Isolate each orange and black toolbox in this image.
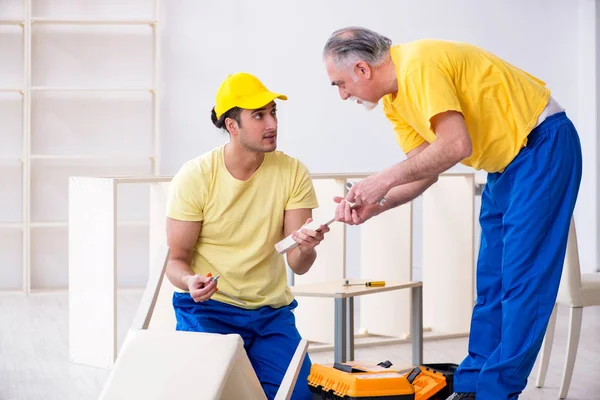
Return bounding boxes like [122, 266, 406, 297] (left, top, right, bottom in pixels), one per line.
[307, 360, 458, 400]
[308, 360, 415, 399]
[412, 363, 458, 399]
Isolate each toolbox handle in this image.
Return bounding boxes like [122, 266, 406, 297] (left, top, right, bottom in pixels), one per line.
[406, 367, 422, 383]
[332, 360, 394, 374]
[377, 360, 393, 369]
[333, 363, 366, 373]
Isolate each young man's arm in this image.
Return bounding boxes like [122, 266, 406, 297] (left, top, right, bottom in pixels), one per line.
[283, 208, 329, 275]
[166, 217, 216, 302]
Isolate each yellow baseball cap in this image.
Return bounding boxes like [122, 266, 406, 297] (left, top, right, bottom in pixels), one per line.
[214, 72, 288, 119]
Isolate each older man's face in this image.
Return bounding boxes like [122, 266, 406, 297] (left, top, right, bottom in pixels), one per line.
[325, 56, 379, 110]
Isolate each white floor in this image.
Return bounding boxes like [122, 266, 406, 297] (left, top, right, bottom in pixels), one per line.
[1, 290, 599, 400]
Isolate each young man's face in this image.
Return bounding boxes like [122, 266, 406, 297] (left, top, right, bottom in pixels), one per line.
[325, 56, 379, 110]
[235, 101, 279, 153]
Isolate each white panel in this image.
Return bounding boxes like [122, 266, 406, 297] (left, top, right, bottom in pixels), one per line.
[99, 332, 265, 400]
[31, 25, 154, 88]
[30, 159, 152, 223]
[359, 200, 412, 337]
[0, 0, 24, 20]
[0, 93, 23, 157]
[31, 91, 153, 156]
[292, 178, 345, 344]
[69, 177, 116, 369]
[0, 161, 22, 223]
[422, 174, 474, 334]
[0, 26, 23, 87]
[32, 0, 154, 19]
[0, 229, 23, 290]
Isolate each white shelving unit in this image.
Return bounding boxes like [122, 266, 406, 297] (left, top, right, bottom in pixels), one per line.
[0, 0, 160, 294]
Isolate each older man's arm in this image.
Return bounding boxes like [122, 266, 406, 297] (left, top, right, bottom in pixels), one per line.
[382, 111, 471, 187]
[346, 111, 471, 205]
[335, 141, 438, 225]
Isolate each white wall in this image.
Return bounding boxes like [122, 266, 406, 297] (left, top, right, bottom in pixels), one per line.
[160, 0, 597, 272]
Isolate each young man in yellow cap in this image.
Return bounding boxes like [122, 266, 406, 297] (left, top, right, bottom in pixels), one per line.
[165, 72, 326, 400]
[322, 27, 582, 400]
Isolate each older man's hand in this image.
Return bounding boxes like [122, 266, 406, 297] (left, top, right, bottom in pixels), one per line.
[345, 172, 391, 206]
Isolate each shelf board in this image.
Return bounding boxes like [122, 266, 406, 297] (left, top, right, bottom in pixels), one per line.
[30, 18, 157, 26]
[0, 223, 24, 229]
[0, 89, 24, 93]
[31, 87, 155, 92]
[0, 21, 23, 25]
[30, 221, 149, 228]
[30, 154, 155, 161]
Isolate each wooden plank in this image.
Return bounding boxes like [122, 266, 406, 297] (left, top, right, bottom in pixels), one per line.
[275, 215, 338, 254]
[148, 182, 177, 331]
[274, 339, 309, 400]
[131, 246, 169, 331]
[68, 177, 116, 369]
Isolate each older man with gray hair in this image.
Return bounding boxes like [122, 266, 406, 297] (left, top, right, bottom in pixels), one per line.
[322, 27, 582, 400]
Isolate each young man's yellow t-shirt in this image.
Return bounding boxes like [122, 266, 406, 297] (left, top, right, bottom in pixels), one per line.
[382, 39, 551, 173]
[166, 145, 319, 309]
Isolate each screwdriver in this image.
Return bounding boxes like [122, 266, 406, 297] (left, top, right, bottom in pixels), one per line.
[343, 279, 386, 287]
[207, 273, 247, 305]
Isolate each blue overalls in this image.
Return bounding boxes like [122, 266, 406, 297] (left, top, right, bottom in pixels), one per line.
[453, 111, 582, 399]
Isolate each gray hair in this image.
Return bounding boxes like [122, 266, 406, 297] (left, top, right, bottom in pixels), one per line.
[323, 26, 392, 69]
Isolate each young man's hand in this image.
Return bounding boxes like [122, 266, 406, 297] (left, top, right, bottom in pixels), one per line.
[184, 274, 217, 303]
[333, 197, 382, 225]
[292, 218, 330, 253]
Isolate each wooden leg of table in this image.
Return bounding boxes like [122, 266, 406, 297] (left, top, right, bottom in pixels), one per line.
[346, 297, 354, 361]
[334, 297, 347, 363]
[411, 285, 424, 366]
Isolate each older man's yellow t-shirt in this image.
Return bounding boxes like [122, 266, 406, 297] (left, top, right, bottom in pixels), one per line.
[382, 39, 550, 172]
[166, 145, 319, 309]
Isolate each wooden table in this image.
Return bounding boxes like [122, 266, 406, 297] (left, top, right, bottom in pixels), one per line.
[290, 280, 423, 365]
